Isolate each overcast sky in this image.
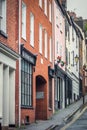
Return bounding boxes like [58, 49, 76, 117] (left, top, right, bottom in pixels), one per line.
[67, 0, 87, 19]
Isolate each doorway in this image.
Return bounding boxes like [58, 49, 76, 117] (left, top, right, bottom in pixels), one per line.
[36, 75, 47, 120]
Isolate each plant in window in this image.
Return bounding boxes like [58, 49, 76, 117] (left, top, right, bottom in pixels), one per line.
[57, 56, 61, 63]
[61, 61, 65, 67]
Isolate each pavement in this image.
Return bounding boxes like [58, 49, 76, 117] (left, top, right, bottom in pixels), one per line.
[17, 95, 87, 130]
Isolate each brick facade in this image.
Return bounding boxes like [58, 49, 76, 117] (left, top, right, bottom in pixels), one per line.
[21, 0, 53, 123]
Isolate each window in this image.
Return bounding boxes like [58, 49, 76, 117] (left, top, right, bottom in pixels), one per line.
[60, 45, 62, 57]
[30, 12, 34, 47]
[72, 51, 74, 66]
[44, 0, 47, 16]
[69, 52, 70, 64]
[21, 59, 33, 107]
[68, 28, 70, 42]
[66, 48, 68, 65]
[44, 30, 47, 58]
[50, 37, 52, 62]
[76, 35, 78, 48]
[0, 0, 6, 33]
[56, 41, 58, 54]
[22, 2, 26, 40]
[39, 0, 42, 8]
[60, 17, 62, 32]
[72, 27, 74, 41]
[49, 2, 52, 22]
[56, 16, 58, 28]
[39, 24, 42, 54]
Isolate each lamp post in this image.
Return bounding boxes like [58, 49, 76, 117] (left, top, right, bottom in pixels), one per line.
[75, 54, 79, 71]
[75, 54, 79, 64]
[74, 54, 80, 100]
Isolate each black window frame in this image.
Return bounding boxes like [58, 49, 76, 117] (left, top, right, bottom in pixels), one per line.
[21, 58, 33, 108]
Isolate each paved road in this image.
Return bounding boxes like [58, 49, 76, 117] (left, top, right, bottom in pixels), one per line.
[65, 109, 87, 130]
[58, 108, 87, 130]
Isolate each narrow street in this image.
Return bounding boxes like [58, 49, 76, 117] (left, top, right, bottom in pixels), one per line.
[54, 106, 87, 130]
[63, 109, 87, 130]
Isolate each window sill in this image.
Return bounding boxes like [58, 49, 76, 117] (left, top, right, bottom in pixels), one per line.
[0, 30, 8, 38]
[21, 37, 27, 42]
[21, 106, 34, 110]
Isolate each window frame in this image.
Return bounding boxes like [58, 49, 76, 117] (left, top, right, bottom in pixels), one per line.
[21, 59, 33, 108]
[39, 24, 42, 54]
[49, 1, 52, 22]
[30, 12, 34, 47]
[44, 30, 48, 58]
[22, 1, 26, 40]
[44, 0, 47, 16]
[50, 37, 52, 62]
[0, 0, 6, 33]
[39, 0, 42, 8]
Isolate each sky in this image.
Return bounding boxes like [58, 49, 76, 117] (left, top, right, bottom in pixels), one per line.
[67, 0, 87, 19]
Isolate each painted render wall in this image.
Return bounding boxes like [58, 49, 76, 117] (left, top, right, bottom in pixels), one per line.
[54, 1, 65, 70]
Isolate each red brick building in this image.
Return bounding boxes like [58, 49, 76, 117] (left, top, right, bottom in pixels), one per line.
[0, 0, 19, 129]
[0, 0, 54, 128]
[20, 0, 54, 124]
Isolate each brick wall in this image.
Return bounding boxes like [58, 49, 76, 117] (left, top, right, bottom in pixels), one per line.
[21, 0, 53, 123]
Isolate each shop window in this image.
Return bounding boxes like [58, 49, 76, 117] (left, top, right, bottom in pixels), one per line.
[21, 59, 33, 107]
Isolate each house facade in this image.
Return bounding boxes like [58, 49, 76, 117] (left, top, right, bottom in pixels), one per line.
[53, 0, 66, 110]
[0, 0, 87, 129]
[0, 0, 19, 129]
[20, 0, 54, 124]
[65, 13, 81, 103]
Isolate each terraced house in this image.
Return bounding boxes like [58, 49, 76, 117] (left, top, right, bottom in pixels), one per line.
[20, 0, 54, 124]
[0, 0, 87, 130]
[0, 0, 19, 129]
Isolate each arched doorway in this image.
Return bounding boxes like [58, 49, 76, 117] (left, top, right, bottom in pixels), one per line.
[36, 75, 47, 120]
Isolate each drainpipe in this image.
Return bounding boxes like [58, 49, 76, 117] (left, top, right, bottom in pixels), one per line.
[52, 0, 55, 113]
[18, 0, 21, 127]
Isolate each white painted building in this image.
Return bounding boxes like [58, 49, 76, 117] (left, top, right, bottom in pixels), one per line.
[65, 14, 80, 102]
[53, 0, 66, 109]
[0, 42, 19, 127]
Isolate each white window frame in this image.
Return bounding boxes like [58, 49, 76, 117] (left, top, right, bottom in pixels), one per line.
[44, 30, 47, 58]
[60, 17, 62, 32]
[56, 41, 58, 54]
[0, 0, 6, 33]
[49, 2, 52, 22]
[44, 0, 47, 16]
[30, 12, 34, 47]
[39, 0, 42, 8]
[39, 24, 42, 54]
[22, 2, 26, 40]
[50, 37, 52, 62]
